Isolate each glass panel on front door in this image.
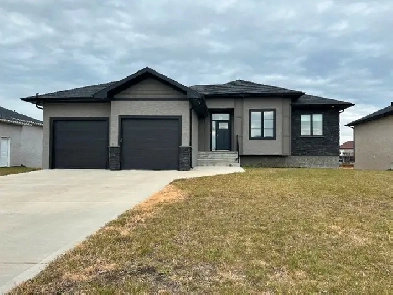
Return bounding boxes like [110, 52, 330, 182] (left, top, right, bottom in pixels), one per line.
[211, 114, 231, 151]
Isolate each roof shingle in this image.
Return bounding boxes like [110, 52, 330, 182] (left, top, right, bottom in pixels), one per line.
[0, 106, 42, 126]
[190, 80, 303, 96]
[294, 94, 354, 107]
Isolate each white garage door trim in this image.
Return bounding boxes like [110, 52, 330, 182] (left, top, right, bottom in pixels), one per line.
[0, 137, 11, 168]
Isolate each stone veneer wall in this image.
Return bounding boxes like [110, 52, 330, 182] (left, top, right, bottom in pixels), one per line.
[108, 146, 121, 170]
[179, 146, 191, 171]
[240, 155, 339, 168]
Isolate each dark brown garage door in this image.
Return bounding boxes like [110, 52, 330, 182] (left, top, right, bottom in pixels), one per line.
[120, 117, 181, 170]
[51, 119, 109, 169]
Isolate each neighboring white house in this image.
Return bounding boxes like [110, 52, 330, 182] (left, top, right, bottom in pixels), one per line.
[0, 106, 43, 168]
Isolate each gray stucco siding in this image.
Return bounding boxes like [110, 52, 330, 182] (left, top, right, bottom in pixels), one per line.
[110, 101, 190, 146]
[206, 98, 235, 109]
[242, 98, 291, 155]
[42, 103, 111, 169]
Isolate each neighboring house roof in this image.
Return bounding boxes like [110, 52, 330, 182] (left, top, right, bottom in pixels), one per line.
[20, 67, 353, 111]
[0, 106, 43, 127]
[340, 141, 354, 149]
[347, 103, 393, 126]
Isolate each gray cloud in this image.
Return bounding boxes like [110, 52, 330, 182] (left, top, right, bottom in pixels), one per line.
[1, 0, 392, 143]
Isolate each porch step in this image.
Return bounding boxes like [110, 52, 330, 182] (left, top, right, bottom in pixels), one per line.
[197, 151, 240, 167]
[198, 151, 238, 159]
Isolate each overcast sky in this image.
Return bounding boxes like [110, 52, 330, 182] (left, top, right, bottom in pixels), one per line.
[1, 0, 392, 143]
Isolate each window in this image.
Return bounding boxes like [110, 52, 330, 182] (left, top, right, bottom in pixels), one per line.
[249, 109, 276, 140]
[301, 114, 323, 136]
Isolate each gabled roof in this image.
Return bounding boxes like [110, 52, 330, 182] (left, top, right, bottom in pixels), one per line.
[293, 94, 354, 109]
[190, 80, 303, 97]
[22, 67, 208, 117]
[94, 67, 201, 99]
[340, 141, 354, 149]
[0, 106, 42, 127]
[346, 103, 393, 126]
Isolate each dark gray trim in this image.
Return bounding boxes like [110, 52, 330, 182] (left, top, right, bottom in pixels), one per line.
[300, 113, 323, 137]
[118, 115, 182, 170]
[24, 97, 107, 103]
[49, 117, 110, 169]
[249, 109, 277, 140]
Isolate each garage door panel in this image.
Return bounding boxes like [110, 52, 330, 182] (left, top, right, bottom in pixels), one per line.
[121, 118, 180, 170]
[52, 119, 108, 169]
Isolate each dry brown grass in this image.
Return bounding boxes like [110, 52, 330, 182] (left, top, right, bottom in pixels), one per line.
[11, 168, 393, 294]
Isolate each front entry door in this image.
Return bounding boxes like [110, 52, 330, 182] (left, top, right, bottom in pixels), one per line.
[215, 120, 231, 150]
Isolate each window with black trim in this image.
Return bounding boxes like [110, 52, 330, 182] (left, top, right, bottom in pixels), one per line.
[249, 109, 276, 140]
[301, 114, 323, 136]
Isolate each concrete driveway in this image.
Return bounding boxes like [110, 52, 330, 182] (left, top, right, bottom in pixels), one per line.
[0, 167, 243, 292]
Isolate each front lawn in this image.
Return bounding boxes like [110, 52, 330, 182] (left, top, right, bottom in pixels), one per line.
[12, 169, 392, 293]
[0, 166, 38, 176]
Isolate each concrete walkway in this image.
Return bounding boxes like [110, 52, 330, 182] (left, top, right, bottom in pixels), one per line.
[0, 167, 243, 293]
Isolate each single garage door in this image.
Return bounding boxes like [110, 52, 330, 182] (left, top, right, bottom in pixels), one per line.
[121, 117, 181, 170]
[52, 119, 109, 169]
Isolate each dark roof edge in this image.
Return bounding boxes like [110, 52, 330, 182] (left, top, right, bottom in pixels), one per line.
[22, 97, 102, 103]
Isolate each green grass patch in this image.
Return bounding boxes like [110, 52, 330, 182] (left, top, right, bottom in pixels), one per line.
[11, 168, 393, 293]
[0, 166, 38, 176]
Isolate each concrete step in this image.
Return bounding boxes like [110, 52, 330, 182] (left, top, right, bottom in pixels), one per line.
[197, 159, 241, 167]
[198, 151, 237, 156]
[198, 152, 238, 160]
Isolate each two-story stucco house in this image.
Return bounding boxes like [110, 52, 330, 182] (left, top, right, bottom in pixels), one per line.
[347, 102, 393, 170]
[21, 67, 353, 170]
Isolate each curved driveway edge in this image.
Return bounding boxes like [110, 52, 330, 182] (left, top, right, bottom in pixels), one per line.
[0, 167, 243, 293]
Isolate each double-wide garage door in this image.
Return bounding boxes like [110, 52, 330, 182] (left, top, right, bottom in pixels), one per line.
[51, 117, 181, 170]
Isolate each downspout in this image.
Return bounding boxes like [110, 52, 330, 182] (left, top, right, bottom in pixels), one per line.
[35, 93, 43, 110]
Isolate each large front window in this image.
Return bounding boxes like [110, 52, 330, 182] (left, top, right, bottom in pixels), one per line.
[249, 109, 276, 140]
[301, 114, 323, 136]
